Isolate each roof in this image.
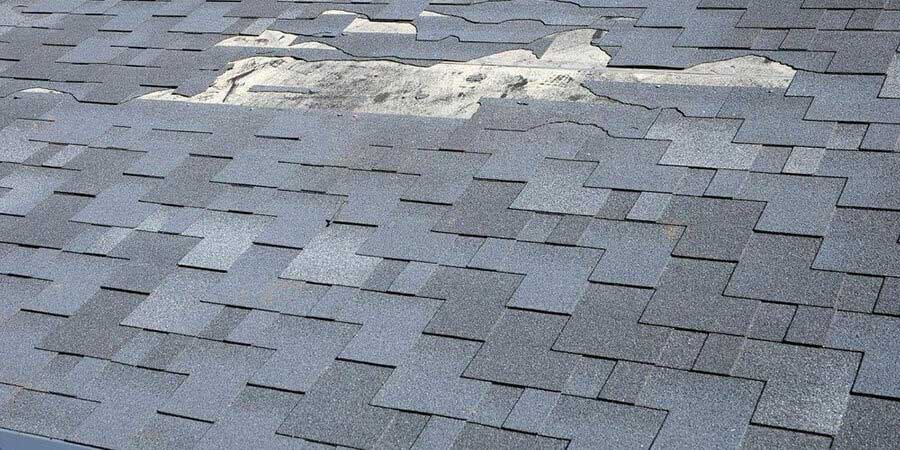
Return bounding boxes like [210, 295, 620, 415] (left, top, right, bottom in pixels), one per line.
[0, 0, 899, 448]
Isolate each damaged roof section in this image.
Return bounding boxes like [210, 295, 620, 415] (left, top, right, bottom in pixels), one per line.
[153, 27, 796, 118]
[1, 0, 900, 449]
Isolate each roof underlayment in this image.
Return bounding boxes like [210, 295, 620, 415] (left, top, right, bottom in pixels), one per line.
[0, 0, 900, 448]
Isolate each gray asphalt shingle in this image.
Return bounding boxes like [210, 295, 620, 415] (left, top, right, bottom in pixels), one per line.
[464, 309, 577, 391]
[468, 238, 602, 314]
[277, 361, 396, 448]
[725, 233, 843, 307]
[280, 224, 381, 287]
[554, 283, 670, 364]
[373, 335, 490, 420]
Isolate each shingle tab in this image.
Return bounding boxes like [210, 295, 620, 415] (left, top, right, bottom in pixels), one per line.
[647, 110, 760, 170]
[554, 284, 671, 364]
[834, 396, 900, 449]
[543, 396, 666, 448]
[464, 309, 577, 391]
[40, 289, 143, 359]
[452, 423, 566, 450]
[732, 173, 842, 236]
[731, 340, 858, 434]
[827, 312, 900, 398]
[643, 258, 757, 335]
[280, 224, 381, 287]
[433, 180, 532, 239]
[661, 196, 764, 261]
[510, 159, 609, 216]
[636, 367, 763, 449]
[128, 413, 210, 450]
[373, 335, 490, 420]
[315, 286, 441, 366]
[72, 363, 185, 449]
[243, 315, 357, 393]
[195, 386, 302, 450]
[121, 268, 223, 335]
[726, 233, 843, 307]
[277, 361, 396, 448]
[0, 389, 96, 440]
[581, 219, 682, 288]
[160, 338, 272, 422]
[814, 208, 900, 277]
[420, 266, 522, 340]
[468, 238, 601, 314]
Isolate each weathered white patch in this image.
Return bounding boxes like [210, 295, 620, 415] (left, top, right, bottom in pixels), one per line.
[145, 27, 796, 118]
[18, 88, 68, 95]
[217, 29, 340, 50]
[217, 30, 298, 48]
[344, 17, 417, 34]
[595, 55, 795, 88]
[467, 29, 610, 70]
[321, 10, 356, 16]
[144, 29, 606, 117]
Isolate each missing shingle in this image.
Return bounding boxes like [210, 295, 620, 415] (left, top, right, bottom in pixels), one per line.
[143, 27, 796, 118]
[141, 37, 604, 117]
[594, 55, 796, 88]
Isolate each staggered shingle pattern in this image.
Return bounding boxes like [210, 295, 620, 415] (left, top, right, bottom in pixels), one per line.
[1, 0, 900, 448]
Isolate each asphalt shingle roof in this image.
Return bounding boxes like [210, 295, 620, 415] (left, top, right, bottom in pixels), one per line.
[0, 0, 899, 448]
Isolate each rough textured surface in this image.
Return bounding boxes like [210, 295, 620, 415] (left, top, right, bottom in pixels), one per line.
[0, 0, 898, 448]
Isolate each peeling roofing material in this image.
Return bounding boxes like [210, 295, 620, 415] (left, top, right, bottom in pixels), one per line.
[0, 0, 898, 448]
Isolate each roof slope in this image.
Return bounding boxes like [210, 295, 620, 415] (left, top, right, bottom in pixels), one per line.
[0, 0, 899, 448]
